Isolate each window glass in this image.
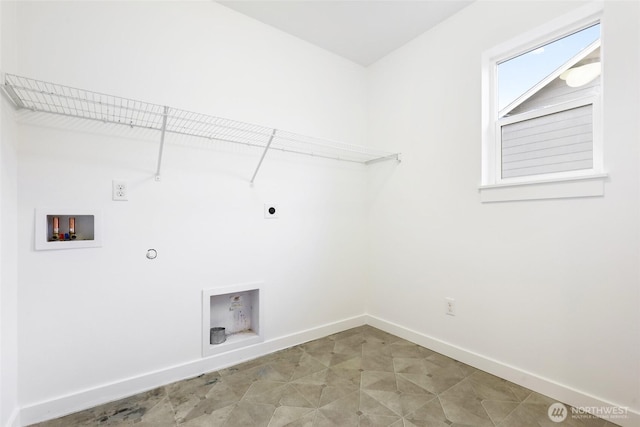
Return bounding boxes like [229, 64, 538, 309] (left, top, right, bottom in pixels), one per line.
[497, 24, 600, 115]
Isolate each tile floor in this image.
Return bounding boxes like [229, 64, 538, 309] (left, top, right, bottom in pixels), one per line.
[31, 326, 619, 427]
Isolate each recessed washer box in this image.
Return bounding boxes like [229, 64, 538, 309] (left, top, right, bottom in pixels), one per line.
[35, 208, 103, 250]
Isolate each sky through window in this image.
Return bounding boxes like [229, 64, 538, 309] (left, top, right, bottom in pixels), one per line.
[497, 24, 600, 112]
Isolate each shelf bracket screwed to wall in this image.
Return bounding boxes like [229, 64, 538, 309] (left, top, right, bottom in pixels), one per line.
[365, 153, 402, 165]
[250, 129, 277, 184]
[155, 105, 169, 182]
[1, 81, 25, 110]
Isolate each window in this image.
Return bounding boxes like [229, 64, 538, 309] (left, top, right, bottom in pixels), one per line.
[481, 4, 606, 202]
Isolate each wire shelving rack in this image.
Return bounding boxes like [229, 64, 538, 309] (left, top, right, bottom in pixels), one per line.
[2, 73, 400, 182]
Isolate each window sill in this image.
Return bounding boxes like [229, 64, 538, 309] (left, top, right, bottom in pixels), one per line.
[479, 174, 608, 203]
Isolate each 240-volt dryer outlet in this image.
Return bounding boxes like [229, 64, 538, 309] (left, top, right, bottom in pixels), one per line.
[264, 204, 278, 219]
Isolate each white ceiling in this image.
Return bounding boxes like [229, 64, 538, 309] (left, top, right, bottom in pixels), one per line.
[217, 1, 474, 66]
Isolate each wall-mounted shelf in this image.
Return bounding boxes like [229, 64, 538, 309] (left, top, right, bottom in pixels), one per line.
[2, 73, 401, 182]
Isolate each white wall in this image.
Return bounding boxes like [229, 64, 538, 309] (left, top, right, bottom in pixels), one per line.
[1, 99, 19, 427]
[10, 0, 640, 425]
[15, 1, 369, 421]
[366, 0, 639, 418]
[1, 1, 20, 426]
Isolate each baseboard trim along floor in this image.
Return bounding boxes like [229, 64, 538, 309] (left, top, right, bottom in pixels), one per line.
[365, 314, 638, 427]
[18, 315, 367, 426]
[16, 314, 637, 427]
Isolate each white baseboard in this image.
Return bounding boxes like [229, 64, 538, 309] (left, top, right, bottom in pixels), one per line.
[18, 314, 367, 426]
[365, 314, 639, 427]
[16, 314, 639, 427]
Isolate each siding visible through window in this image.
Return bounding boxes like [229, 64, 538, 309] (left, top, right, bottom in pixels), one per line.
[480, 3, 606, 202]
[501, 104, 593, 178]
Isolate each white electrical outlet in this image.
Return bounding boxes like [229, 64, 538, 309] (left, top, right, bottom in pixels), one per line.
[112, 180, 128, 201]
[264, 204, 278, 219]
[445, 297, 456, 316]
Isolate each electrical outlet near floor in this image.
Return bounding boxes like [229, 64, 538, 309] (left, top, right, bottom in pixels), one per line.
[112, 180, 128, 201]
[445, 297, 456, 316]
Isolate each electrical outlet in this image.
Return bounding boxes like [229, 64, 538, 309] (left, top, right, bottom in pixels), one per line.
[445, 297, 456, 316]
[264, 204, 278, 219]
[112, 180, 128, 201]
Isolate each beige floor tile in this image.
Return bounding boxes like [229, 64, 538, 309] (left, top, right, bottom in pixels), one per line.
[291, 383, 325, 408]
[318, 385, 355, 408]
[481, 399, 520, 425]
[389, 342, 435, 359]
[317, 390, 360, 425]
[279, 409, 317, 427]
[267, 406, 315, 427]
[362, 390, 431, 417]
[290, 354, 329, 381]
[361, 371, 399, 392]
[467, 370, 521, 402]
[403, 397, 450, 427]
[30, 327, 621, 427]
[179, 404, 235, 427]
[438, 380, 494, 427]
[359, 390, 399, 417]
[358, 413, 402, 426]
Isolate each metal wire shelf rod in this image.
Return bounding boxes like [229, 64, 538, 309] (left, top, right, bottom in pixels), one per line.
[1, 73, 402, 182]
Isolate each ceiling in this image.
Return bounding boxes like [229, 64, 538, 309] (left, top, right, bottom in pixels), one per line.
[217, 1, 474, 66]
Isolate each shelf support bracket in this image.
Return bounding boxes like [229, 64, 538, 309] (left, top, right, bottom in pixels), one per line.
[1, 76, 25, 109]
[250, 129, 277, 184]
[155, 106, 169, 181]
[364, 153, 402, 165]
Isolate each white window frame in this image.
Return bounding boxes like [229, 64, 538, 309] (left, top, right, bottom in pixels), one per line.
[480, 2, 606, 202]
